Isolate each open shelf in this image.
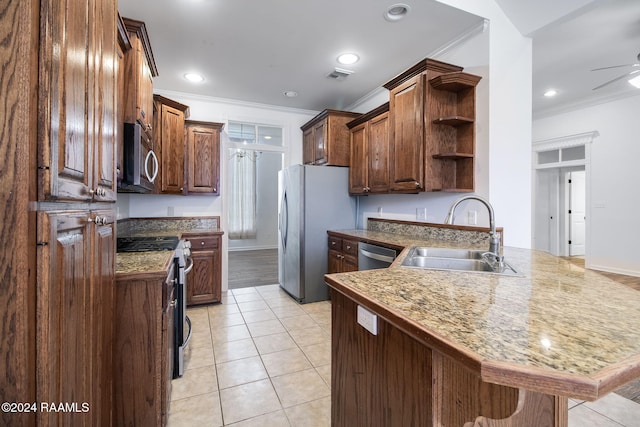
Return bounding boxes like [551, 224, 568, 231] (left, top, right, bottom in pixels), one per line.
[432, 116, 474, 126]
[432, 152, 474, 160]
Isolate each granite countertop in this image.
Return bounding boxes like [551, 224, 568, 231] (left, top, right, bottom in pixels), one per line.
[325, 229, 640, 400]
[116, 217, 223, 277]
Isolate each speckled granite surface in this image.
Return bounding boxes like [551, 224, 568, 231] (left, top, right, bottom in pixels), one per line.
[326, 229, 640, 399]
[116, 217, 222, 276]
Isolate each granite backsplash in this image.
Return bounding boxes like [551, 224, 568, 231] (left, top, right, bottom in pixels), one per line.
[118, 217, 220, 237]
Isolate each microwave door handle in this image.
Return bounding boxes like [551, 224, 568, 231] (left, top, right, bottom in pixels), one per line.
[145, 150, 159, 183]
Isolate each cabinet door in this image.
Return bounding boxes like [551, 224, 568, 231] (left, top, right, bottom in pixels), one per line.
[342, 255, 358, 273]
[368, 112, 390, 193]
[313, 120, 328, 165]
[303, 127, 314, 165]
[187, 235, 222, 305]
[92, 0, 118, 201]
[159, 104, 185, 194]
[36, 210, 92, 426]
[349, 122, 368, 195]
[133, 35, 154, 133]
[389, 75, 424, 192]
[185, 123, 222, 195]
[38, 0, 93, 201]
[328, 249, 343, 274]
[90, 208, 116, 426]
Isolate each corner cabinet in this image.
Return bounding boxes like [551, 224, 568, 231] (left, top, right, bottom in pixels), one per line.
[185, 120, 224, 195]
[184, 233, 224, 305]
[122, 18, 158, 135]
[153, 95, 190, 194]
[114, 261, 176, 427]
[383, 58, 481, 193]
[347, 103, 390, 195]
[301, 109, 361, 166]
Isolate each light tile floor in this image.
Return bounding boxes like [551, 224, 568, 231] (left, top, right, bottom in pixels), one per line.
[168, 284, 640, 426]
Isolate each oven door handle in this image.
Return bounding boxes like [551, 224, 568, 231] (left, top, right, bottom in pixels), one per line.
[184, 256, 194, 274]
[183, 315, 192, 347]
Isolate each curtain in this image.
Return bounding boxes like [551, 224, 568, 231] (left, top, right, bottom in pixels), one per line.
[228, 149, 257, 239]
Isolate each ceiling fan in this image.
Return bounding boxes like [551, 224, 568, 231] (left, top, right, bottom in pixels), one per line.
[592, 52, 640, 90]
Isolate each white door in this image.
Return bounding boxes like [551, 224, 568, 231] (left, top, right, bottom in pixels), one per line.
[569, 171, 586, 256]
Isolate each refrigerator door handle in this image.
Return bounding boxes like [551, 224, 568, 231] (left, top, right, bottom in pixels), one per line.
[282, 193, 289, 252]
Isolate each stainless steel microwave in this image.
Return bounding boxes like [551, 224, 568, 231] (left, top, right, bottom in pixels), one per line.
[120, 122, 158, 193]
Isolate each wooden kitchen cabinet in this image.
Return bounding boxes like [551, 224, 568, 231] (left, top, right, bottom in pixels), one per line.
[184, 233, 223, 305]
[383, 58, 480, 193]
[122, 18, 158, 135]
[185, 120, 224, 195]
[154, 95, 190, 194]
[301, 109, 361, 166]
[114, 261, 176, 427]
[36, 208, 115, 426]
[328, 234, 358, 273]
[330, 289, 524, 427]
[347, 103, 390, 195]
[38, 0, 118, 202]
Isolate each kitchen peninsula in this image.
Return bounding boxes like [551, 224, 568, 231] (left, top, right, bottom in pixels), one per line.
[325, 223, 640, 426]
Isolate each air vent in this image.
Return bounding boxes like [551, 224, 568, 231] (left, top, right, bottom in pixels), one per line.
[327, 67, 354, 80]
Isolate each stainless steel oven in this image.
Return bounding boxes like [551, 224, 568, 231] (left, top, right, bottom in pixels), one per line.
[173, 240, 193, 378]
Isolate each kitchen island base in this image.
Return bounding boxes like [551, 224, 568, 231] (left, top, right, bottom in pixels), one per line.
[331, 289, 568, 427]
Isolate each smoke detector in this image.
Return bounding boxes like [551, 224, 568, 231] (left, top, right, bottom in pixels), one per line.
[327, 67, 354, 80]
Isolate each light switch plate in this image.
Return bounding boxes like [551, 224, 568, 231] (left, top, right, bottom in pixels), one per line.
[357, 305, 378, 335]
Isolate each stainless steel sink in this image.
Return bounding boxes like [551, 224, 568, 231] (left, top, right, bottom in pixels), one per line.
[401, 247, 520, 276]
[413, 247, 485, 260]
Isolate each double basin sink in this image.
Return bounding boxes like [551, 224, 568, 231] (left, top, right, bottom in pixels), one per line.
[401, 247, 519, 276]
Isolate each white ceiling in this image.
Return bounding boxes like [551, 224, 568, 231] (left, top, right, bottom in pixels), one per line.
[118, 0, 640, 116]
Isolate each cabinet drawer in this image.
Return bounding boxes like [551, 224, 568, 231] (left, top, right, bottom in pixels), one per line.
[342, 239, 358, 256]
[328, 236, 342, 251]
[188, 236, 220, 250]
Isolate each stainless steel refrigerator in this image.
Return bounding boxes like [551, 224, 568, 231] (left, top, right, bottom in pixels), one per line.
[278, 164, 356, 303]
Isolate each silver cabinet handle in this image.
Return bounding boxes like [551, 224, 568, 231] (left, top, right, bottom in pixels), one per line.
[90, 188, 106, 197]
[89, 216, 109, 226]
[415, 182, 421, 189]
[170, 299, 177, 308]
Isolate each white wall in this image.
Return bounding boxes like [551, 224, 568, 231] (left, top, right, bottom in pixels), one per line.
[351, 0, 533, 248]
[533, 94, 640, 276]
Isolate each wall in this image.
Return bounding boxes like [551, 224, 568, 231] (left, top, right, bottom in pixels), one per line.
[533, 94, 640, 276]
[350, 0, 533, 249]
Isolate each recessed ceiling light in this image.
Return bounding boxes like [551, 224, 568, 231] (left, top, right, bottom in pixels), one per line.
[384, 3, 410, 22]
[184, 73, 204, 83]
[629, 75, 640, 88]
[264, 136, 272, 140]
[543, 89, 558, 97]
[337, 53, 359, 65]
[283, 90, 298, 98]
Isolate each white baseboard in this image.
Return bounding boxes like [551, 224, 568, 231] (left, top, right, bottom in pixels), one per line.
[588, 264, 640, 278]
[228, 245, 278, 252]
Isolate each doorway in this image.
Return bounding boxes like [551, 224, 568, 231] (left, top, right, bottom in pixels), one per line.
[226, 121, 284, 289]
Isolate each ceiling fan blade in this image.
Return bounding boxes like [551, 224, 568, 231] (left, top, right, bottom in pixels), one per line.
[593, 69, 640, 90]
[591, 63, 639, 71]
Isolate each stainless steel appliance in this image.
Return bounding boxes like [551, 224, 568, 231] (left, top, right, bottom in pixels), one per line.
[278, 164, 356, 303]
[116, 235, 192, 378]
[120, 122, 158, 193]
[358, 242, 397, 270]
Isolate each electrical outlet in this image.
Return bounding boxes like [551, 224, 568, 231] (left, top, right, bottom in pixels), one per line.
[167, 206, 175, 216]
[468, 210, 477, 225]
[377, 207, 383, 217]
[357, 305, 378, 335]
[416, 208, 427, 221]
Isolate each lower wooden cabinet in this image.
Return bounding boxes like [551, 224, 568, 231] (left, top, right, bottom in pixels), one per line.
[114, 261, 175, 426]
[328, 234, 358, 273]
[184, 233, 223, 305]
[36, 208, 115, 426]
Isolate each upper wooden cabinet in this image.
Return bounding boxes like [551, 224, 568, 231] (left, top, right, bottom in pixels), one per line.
[347, 103, 390, 195]
[185, 120, 224, 195]
[122, 18, 158, 135]
[37, 0, 118, 202]
[301, 109, 360, 166]
[153, 95, 190, 194]
[384, 58, 481, 193]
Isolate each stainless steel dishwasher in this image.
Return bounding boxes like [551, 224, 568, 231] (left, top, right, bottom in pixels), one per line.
[358, 242, 397, 270]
